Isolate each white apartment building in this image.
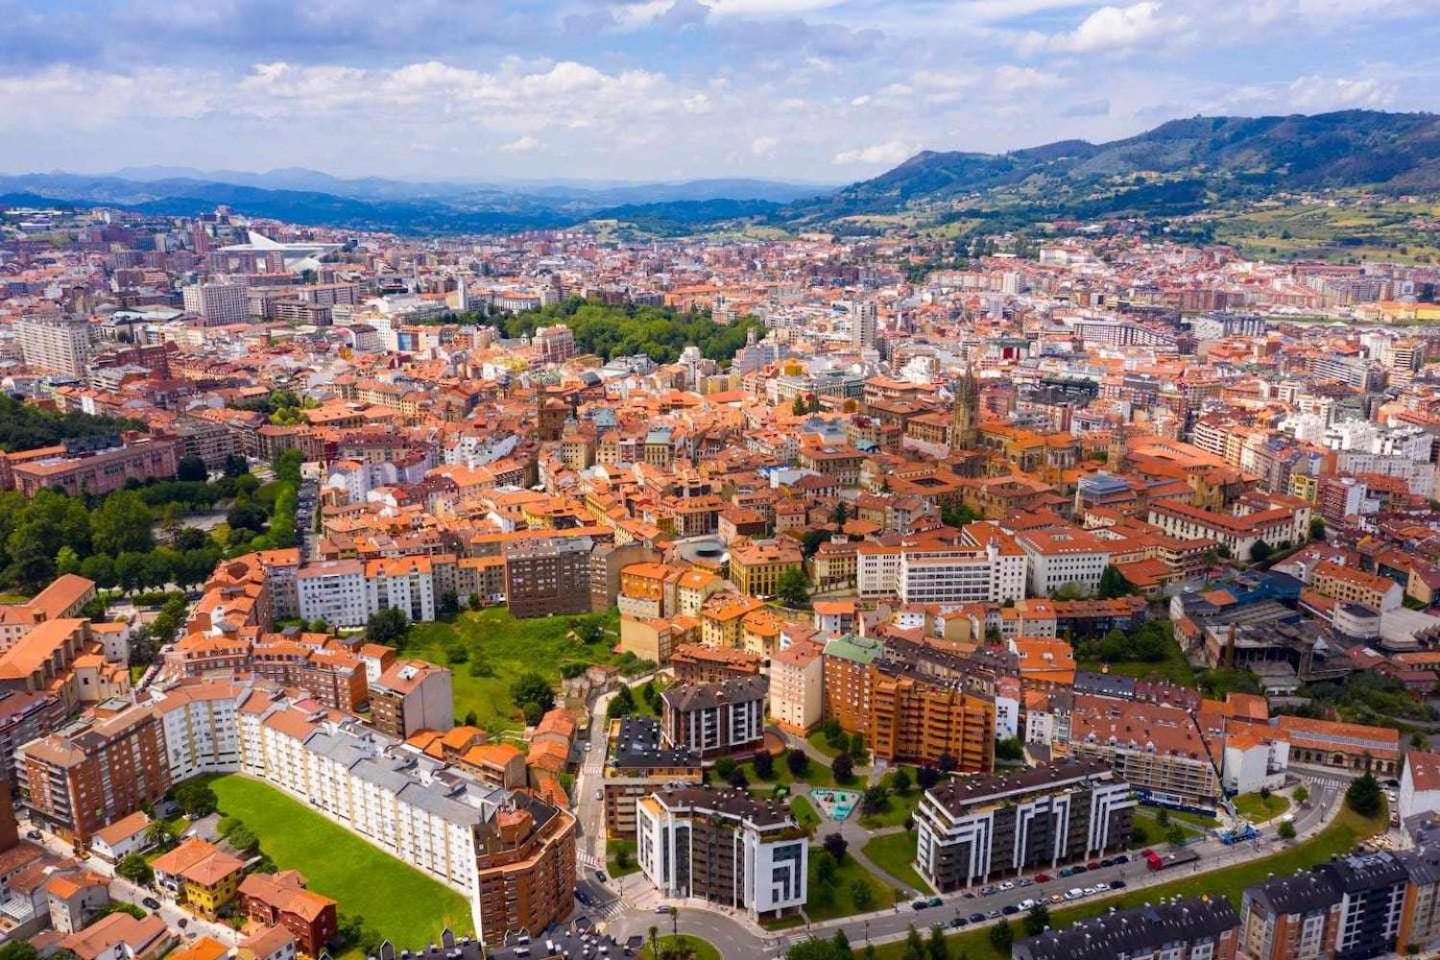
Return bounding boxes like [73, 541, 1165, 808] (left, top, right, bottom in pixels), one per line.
[1015, 528, 1110, 597]
[16, 313, 91, 377]
[858, 527, 1027, 603]
[182, 283, 248, 326]
[296, 560, 369, 627]
[364, 557, 436, 624]
[146, 680, 539, 939]
[636, 787, 807, 921]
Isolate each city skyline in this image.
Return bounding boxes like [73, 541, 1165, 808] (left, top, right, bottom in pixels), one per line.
[2, 0, 1439, 181]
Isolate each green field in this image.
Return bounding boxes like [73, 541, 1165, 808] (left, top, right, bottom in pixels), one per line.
[806, 731, 843, 758]
[806, 847, 899, 922]
[791, 795, 821, 831]
[872, 802, 1386, 959]
[738, 754, 838, 790]
[406, 607, 623, 733]
[858, 768, 923, 828]
[207, 775, 473, 947]
[1078, 633, 1196, 687]
[606, 838, 640, 877]
[1210, 200, 1440, 265]
[640, 935, 721, 960]
[862, 832, 932, 894]
[1236, 792, 1290, 824]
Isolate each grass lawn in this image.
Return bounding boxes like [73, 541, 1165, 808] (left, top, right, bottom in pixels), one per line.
[1235, 792, 1291, 823]
[1078, 637, 1195, 687]
[863, 832, 932, 894]
[873, 802, 1387, 960]
[640, 935, 721, 960]
[0, 593, 30, 604]
[1134, 806, 1214, 841]
[859, 768, 923, 828]
[791, 795, 821, 831]
[807, 847, 899, 922]
[207, 775, 473, 946]
[738, 755, 837, 791]
[606, 838, 640, 878]
[806, 731, 842, 758]
[406, 607, 621, 733]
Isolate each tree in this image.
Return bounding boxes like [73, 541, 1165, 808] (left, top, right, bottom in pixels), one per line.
[1347, 771, 1383, 817]
[727, 767, 749, 789]
[1097, 564, 1133, 599]
[177, 455, 208, 482]
[1166, 824, 1187, 847]
[917, 766, 940, 791]
[223, 454, 249, 478]
[861, 785, 890, 815]
[995, 737, 1024, 763]
[988, 920, 1013, 955]
[833, 928, 854, 960]
[823, 832, 849, 863]
[227, 825, 258, 850]
[1024, 901, 1051, 937]
[776, 566, 811, 608]
[1309, 516, 1326, 541]
[902, 926, 925, 960]
[1250, 540, 1273, 563]
[831, 501, 849, 528]
[606, 684, 637, 720]
[1294, 784, 1310, 807]
[144, 819, 177, 849]
[0, 942, 40, 960]
[364, 606, 409, 646]
[892, 767, 912, 794]
[787, 748, 810, 777]
[753, 751, 775, 779]
[174, 780, 218, 818]
[850, 878, 874, 911]
[926, 926, 947, 960]
[117, 853, 154, 886]
[1156, 808, 1170, 827]
[1278, 820, 1297, 840]
[831, 753, 854, 782]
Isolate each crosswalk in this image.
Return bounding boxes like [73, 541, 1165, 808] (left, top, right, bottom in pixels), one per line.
[578, 851, 604, 869]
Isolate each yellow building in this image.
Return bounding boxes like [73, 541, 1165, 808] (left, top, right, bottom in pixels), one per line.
[728, 539, 803, 598]
[699, 593, 764, 649]
[152, 838, 246, 919]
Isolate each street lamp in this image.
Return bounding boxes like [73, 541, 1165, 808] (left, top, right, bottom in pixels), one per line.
[864, 920, 870, 944]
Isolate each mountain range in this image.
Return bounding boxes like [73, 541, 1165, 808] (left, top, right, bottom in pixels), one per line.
[3, 110, 1439, 234]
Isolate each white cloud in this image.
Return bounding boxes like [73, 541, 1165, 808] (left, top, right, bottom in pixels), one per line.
[833, 140, 914, 166]
[1022, 1, 1182, 54]
[1286, 74, 1393, 110]
[499, 134, 541, 152]
[750, 135, 779, 155]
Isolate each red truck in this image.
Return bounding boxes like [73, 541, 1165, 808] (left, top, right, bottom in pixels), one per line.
[1143, 847, 1200, 871]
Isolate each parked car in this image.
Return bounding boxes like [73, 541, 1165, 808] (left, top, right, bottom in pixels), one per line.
[1017, 878, 1034, 887]
[594, 789, 602, 801]
[594, 870, 607, 884]
[1001, 905, 1018, 916]
[1048, 894, 1064, 904]
[142, 897, 161, 910]
[1017, 899, 1036, 911]
[1109, 880, 1127, 889]
[912, 899, 931, 910]
[24, 830, 41, 841]
[1064, 888, 1085, 901]
[950, 917, 968, 928]
[968, 913, 986, 924]
[1113, 854, 1130, 865]
[998, 880, 1015, 891]
[1086, 861, 1101, 870]
[927, 897, 943, 908]
[1033, 873, 1051, 883]
[985, 909, 1002, 920]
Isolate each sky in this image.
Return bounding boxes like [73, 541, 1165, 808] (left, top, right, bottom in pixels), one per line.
[1, 0, 1438, 184]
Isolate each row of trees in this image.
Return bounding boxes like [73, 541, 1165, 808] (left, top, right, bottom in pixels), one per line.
[0, 449, 294, 592]
[0, 393, 147, 454]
